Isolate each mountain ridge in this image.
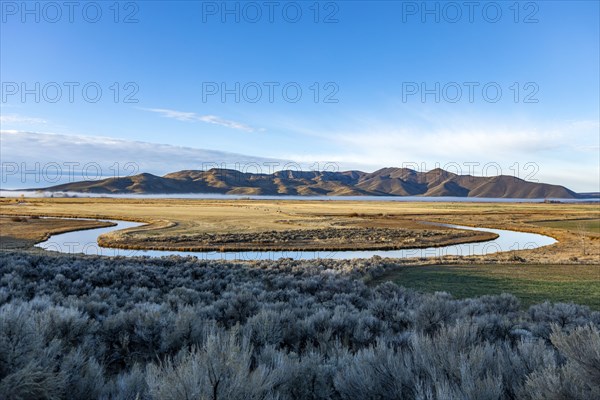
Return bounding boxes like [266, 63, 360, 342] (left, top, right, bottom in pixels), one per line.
[35, 167, 585, 199]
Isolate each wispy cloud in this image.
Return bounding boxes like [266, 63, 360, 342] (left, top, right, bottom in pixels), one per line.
[143, 108, 259, 133]
[277, 116, 600, 192]
[0, 114, 47, 125]
[0, 130, 287, 189]
[283, 113, 599, 163]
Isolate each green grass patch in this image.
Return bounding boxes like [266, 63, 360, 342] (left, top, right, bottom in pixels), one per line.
[370, 264, 600, 309]
[533, 218, 600, 234]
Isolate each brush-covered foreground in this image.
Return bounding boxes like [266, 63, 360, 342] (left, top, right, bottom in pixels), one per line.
[1, 251, 599, 400]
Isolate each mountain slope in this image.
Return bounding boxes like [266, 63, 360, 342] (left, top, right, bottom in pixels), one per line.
[39, 168, 582, 198]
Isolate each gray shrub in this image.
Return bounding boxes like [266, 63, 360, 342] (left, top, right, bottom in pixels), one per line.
[1, 251, 599, 399]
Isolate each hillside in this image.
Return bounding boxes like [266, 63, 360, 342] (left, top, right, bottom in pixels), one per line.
[38, 167, 581, 198]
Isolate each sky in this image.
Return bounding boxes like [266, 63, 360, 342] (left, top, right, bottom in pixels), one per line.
[1, 0, 599, 191]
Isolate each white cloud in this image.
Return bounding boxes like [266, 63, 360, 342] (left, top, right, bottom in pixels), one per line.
[278, 117, 600, 192]
[143, 108, 258, 132]
[333, 128, 564, 161]
[0, 130, 287, 189]
[0, 114, 47, 125]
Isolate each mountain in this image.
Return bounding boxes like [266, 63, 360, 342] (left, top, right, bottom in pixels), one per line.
[36, 167, 583, 198]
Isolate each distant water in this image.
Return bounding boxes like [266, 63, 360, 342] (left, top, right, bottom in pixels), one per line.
[2, 190, 598, 203]
[36, 219, 557, 261]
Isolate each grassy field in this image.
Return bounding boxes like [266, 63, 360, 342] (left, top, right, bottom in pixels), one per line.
[1, 197, 599, 309]
[3, 200, 595, 307]
[369, 264, 600, 309]
[0, 197, 599, 260]
[533, 218, 600, 234]
[0, 198, 510, 251]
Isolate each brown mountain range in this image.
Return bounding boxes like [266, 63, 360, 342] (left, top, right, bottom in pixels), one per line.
[38, 167, 584, 198]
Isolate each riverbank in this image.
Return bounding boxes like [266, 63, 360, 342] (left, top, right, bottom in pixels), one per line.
[0, 215, 115, 250]
[1, 197, 598, 263]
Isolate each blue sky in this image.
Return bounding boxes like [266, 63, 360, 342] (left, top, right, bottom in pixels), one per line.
[1, 1, 599, 191]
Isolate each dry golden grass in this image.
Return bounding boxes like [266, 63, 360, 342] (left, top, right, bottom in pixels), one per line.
[0, 215, 113, 249]
[0, 197, 598, 262]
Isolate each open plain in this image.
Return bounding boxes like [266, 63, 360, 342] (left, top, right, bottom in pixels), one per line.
[1, 197, 598, 259]
[0, 197, 598, 308]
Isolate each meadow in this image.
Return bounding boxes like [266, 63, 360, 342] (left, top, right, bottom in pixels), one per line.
[1, 197, 598, 259]
[369, 264, 600, 309]
[533, 218, 600, 234]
